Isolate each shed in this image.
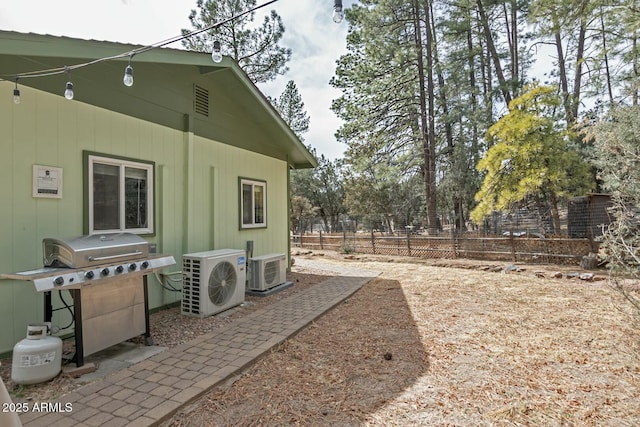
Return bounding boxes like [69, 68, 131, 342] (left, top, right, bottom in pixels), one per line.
[568, 194, 613, 239]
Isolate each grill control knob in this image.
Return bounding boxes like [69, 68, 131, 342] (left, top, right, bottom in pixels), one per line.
[100, 268, 110, 277]
[85, 271, 95, 279]
[128, 263, 137, 271]
[140, 261, 149, 269]
[115, 265, 124, 274]
[53, 276, 64, 286]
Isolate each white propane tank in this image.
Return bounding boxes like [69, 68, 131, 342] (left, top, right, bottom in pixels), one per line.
[11, 323, 63, 385]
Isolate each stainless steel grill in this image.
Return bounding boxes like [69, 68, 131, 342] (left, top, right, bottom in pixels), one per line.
[2, 233, 175, 367]
[43, 233, 150, 269]
[31, 233, 173, 292]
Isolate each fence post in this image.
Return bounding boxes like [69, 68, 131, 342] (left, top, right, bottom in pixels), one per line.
[450, 228, 457, 259]
[371, 229, 376, 255]
[509, 229, 517, 262]
[343, 229, 346, 250]
[545, 239, 551, 264]
[300, 233, 304, 249]
[319, 230, 323, 250]
[406, 229, 411, 257]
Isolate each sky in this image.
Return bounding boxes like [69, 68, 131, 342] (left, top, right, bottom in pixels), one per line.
[0, 0, 354, 160]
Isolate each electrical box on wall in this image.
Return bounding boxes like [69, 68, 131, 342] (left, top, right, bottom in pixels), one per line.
[32, 165, 63, 199]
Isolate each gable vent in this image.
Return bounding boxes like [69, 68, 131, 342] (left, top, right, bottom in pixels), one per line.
[194, 85, 209, 117]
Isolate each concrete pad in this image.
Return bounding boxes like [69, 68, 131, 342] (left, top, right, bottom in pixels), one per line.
[74, 342, 167, 383]
[245, 281, 294, 297]
[63, 362, 97, 378]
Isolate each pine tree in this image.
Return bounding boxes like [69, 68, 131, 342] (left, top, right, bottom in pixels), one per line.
[331, 0, 439, 232]
[182, 0, 291, 84]
[585, 105, 640, 324]
[269, 80, 310, 140]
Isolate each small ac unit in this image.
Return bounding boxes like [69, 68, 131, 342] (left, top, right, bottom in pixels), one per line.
[182, 249, 246, 317]
[248, 253, 286, 291]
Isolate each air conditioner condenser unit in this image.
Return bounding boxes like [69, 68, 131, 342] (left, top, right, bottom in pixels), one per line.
[247, 253, 286, 291]
[182, 249, 246, 317]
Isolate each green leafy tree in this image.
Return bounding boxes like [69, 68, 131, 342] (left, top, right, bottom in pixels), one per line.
[344, 167, 397, 233]
[290, 195, 317, 234]
[182, 0, 291, 84]
[471, 84, 595, 232]
[291, 149, 346, 233]
[308, 155, 346, 233]
[344, 161, 423, 233]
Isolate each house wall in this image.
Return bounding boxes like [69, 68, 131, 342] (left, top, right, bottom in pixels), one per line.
[0, 83, 290, 354]
[188, 135, 289, 255]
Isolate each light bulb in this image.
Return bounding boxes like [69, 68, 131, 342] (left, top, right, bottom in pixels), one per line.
[13, 84, 20, 105]
[333, 0, 344, 23]
[64, 81, 74, 100]
[332, 9, 344, 23]
[123, 64, 134, 87]
[211, 40, 223, 63]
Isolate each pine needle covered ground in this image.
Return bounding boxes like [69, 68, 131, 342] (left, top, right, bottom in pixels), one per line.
[166, 254, 640, 426]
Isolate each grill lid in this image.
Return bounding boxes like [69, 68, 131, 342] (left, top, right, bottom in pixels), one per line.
[43, 233, 149, 268]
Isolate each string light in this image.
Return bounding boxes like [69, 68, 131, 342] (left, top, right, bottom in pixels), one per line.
[211, 40, 223, 63]
[3, 0, 344, 102]
[63, 68, 74, 100]
[333, 0, 344, 23]
[123, 56, 134, 87]
[64, 81, 74, 100]
[13, 78, 20, 104]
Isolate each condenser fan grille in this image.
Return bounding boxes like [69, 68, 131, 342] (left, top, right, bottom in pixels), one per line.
[263, 260, 278, 285]
[208, 261, 237, 306]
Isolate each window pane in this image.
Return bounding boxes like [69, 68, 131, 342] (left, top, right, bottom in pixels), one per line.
[254, 185, 264, 224]
[93, 163, 120, 230]
[124, 167, 148, 229]
[242, 184, 253, 225]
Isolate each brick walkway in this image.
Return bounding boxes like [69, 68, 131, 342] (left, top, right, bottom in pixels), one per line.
[19, 262, 379, 427]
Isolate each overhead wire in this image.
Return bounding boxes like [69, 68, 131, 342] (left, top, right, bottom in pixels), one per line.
[0, 0, 281, 82]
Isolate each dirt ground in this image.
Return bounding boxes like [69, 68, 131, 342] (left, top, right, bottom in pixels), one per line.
[165, 252, 640, 426]
[3, 252, 640, 426]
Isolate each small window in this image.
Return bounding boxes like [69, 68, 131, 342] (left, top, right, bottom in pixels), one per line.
[87, 153, 154, 235]
[240, 178, 266, 229]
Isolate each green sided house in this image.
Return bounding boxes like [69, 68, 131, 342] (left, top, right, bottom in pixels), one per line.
[0, 31, 316, 356]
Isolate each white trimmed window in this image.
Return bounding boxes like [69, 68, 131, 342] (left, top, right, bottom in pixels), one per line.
[240, 178, 266, 229]
[87, 154, 154, 234]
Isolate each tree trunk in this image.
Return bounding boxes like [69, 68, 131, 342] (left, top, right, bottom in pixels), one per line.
[548, 191, 562, 235]
[414, 0, 439, 234]
[511, 0, 518, 84]
[600, 10, 614, 105]
[570, 15, 586, 124]
[634, 33, 639, 106]
[503, 0, 518, 86]
[554, 27, 571, 123]
[476, 0, 513, 106]
[427, 1, 457, 230]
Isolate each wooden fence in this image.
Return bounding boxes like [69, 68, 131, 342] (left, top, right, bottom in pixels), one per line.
[291, 232, 597, 265]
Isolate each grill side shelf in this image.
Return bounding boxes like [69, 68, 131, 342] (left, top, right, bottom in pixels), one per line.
[0, 268, 69, 281]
